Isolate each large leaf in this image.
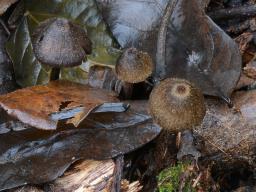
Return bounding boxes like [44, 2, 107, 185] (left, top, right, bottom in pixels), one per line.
[6, 0, 119, 87]
[0, 80, 123, 130]
[97, 0, 242, 99]
[0, 103, 161, 191]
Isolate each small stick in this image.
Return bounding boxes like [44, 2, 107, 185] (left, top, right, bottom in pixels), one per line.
[192, 172, 202, 188]
[111, 155, 124, 192]
[208, 5, 256, 20]
[155, 0, 178, 79]
[0, 19, 10, 36]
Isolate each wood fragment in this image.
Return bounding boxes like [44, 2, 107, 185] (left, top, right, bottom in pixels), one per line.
[208, 5, 256, 20]
[11, 161, 143, 192]
[10, 186, 43, 192]
[235, 32, 254, 54]
[51, 159, 116, 192]
[122, 181, 143, 192]
[111, 156, 124, 192]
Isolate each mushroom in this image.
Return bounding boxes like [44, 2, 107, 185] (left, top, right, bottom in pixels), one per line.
[115, 47, 153, 84]
[149, 78, 206, 132]
[32, 17, 92, 80]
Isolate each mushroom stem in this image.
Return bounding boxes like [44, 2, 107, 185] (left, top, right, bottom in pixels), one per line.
[50, 67, 61, 81]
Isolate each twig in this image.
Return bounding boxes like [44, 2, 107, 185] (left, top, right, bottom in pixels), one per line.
[155, 0, 178, 79]
[192, 172, 202, 188]
[208, 5, 256, 20]
[0, 19, 10, 36]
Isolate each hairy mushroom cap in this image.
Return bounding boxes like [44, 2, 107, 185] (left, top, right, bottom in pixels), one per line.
[149, 78, 206, 132]
[116, 47, 153, 83]
[32, 17, 92, 67]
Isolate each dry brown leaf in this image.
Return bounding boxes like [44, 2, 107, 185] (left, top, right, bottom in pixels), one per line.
[195, 90, 256, 164]
[0, 80, 119, 130]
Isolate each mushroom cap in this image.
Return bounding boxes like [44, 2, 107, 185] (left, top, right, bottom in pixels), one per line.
[149, 78, 206, 132]
[32, 17, 92, 67]
[116, 47, 153, 83]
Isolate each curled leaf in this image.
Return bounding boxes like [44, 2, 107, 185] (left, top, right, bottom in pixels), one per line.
[0, 103, 161, 191]
[0, 80, 119, 130]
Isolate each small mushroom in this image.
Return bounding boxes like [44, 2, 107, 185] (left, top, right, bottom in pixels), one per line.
[116, 47, 153, 83]
[32, 17, 92, 80]
[149, 78, 206, 132]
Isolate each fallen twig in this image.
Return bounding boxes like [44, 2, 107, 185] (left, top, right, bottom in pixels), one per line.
[208, 5, 256, 20]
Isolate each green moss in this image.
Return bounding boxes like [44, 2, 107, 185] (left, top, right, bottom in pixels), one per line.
[157, 162, 195, 192]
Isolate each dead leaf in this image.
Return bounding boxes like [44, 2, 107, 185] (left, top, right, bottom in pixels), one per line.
[0, 80, 120, 130]
[0, 104, 160, 191]
[195, 90, 256, 164]
[98, 0, 242, 100]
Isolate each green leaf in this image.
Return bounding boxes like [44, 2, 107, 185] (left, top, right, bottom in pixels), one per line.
[6, 16, 51, 87]
[6, 0, 119, 87]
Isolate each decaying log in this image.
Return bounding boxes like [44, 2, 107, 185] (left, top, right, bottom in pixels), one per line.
[11, 159, 142, 192]
[208, 5, 256, 20]
[51, 159, 116, 192]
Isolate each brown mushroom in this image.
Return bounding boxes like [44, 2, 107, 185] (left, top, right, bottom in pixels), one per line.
[32, 17, 92, 80]
[115, 47, 153, 84]
[149, 78, 206, 132]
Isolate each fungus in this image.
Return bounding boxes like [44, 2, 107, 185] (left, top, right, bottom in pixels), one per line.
[115, 47, 153, 83]
[149, 78, 206, 132]
[32, 17, 92, 80]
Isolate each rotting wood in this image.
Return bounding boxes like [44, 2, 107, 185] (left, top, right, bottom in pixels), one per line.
[51, 159, 116, 192]
[10, 159, 142, 192]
